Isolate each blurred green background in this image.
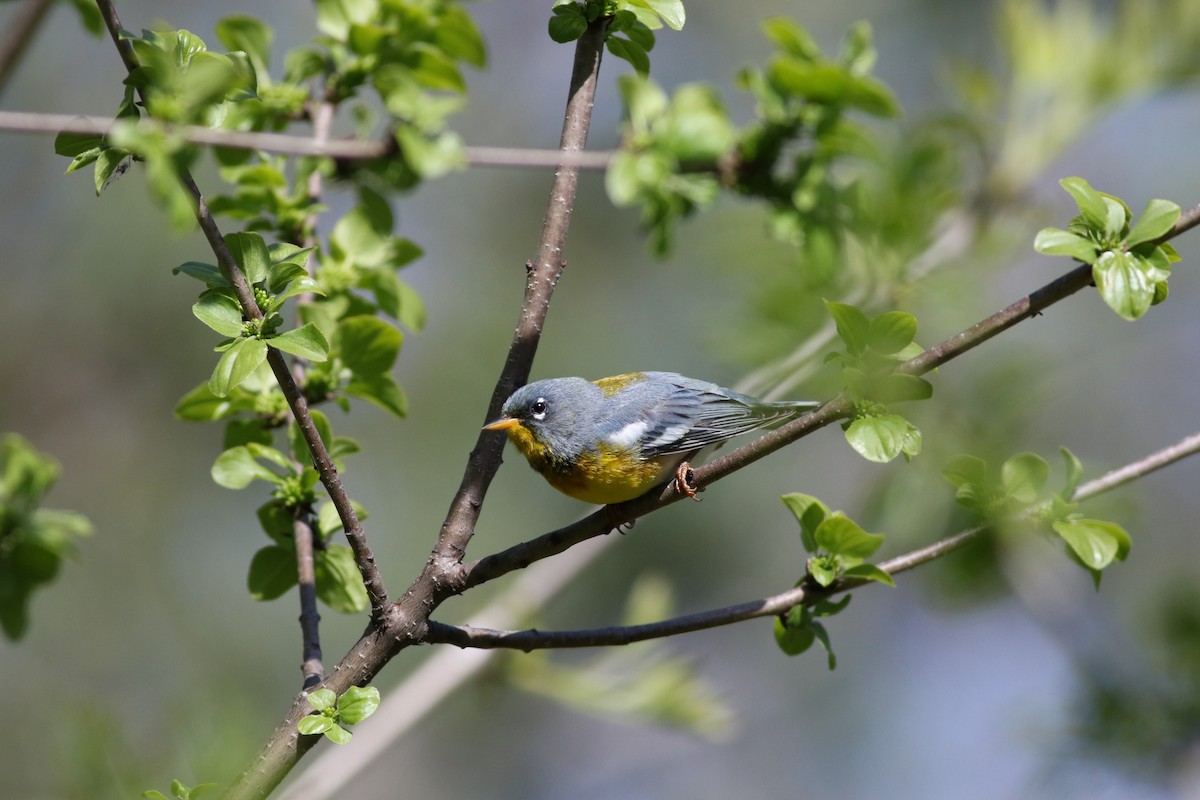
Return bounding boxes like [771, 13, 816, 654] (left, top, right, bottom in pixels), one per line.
[2, 0, 1200, 798]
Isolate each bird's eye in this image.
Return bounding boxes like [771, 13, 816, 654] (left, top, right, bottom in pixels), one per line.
[530, 398, 548, 418]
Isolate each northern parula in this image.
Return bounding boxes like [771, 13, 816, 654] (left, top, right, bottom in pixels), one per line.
[483, 371, 819, 504]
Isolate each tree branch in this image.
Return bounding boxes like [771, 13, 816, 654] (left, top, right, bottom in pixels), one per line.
[0, 0, 54, 97]
[457, 202, 1200, 591]
[425, 16, 610, 575]
[0, 109, 614, 168]
[428, 428, 1200, 651]
[93, 0, 389, 620]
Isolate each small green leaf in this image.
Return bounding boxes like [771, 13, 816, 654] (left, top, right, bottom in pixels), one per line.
[548, 4, 587, 43]
[209, 338, 269, 397]
[174, 261, 231, 288]
[1000, 452, 1049, 504]
[1102, 196, 1129, 241]
[780, 493, 828, 553]
[344, 373, 408, 417]
[214, 14, 273, 82]
[1052, 518, 1131, 571]
[1126, 198, 1181, 247]
[1059, 177, 1108, 230]
[807, 556, 839, 587]
[872, 374, 933, 404]
[247, 545, 298, 600]
[315, 545, 369, 613]
[845, 414, 911, 463]
[335, 316, 402, 375]
[210, 444, 282, 489]
[762, 16, 821, 59]
[1093, 250, 1154, 320]
[867, 311, 916, 354]
[307, 688, 336, 711]
[269, 323, 329, 361]
[297, 715, 335, 736]
[336, 685, 380, 725]
[606, 36, 650, 76]
[1034, 228, 1099, 263]
[773, 616, 816, 656]
[642, 0, 685, 30]
[193, 290, 246, 337]
[225, 231, 271, 285]
[814, 512, 884, 559]
[1060, 447, 1084, 500]
[174, 382, 241, 421]
[825, 301, 870, 356]
[842, 563, 894, 586]
[323, 723, 353, 744]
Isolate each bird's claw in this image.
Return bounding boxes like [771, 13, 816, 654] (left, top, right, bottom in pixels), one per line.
[675, 462, 702, 501]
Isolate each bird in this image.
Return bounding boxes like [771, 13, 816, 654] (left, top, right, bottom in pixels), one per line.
[483, 371, 819, 505]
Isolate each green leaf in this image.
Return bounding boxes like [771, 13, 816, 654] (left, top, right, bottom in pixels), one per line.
[209, 338, 268, 397]
[871, 374, 933, 404]
[211, 445, 282, 489]
[1052, 518, 1131, 571]
[224, 231, 271, 285]
[845, 414, 911, 463]
[336, 685, 380, 725]
[335, 316, 402, 375]
[55, 128, 104, 157]
[814, 512, 884, 559]
[297, 715, 334, 736]
[247, 545, 298, 600]
[437, 5, 487, 68]
[1060, 447, 1084, 500]
[637, 0, 685, 29]
[314, 545, 369, 613]
[344, 373, 408, 417]
[842, 563, 894, 586]
[307, 688, 337, 711]
[773, 616, 816, 656]
[1126, 198, 1181, 246]
[174, 261, 231, 288]
[780, 493, 828, 553]
[1093, 249, 1154, 320]
[214, 15, 273, 83]
[193, 290, 246, 337]
[825, 301, 870, 355]
[1059, 177, 1108, 230]
[1034, 227, 1099, 263]
[762, 17, 821, 59]
[807, 555, 839, 587]
[269, 323, 329, 361]
[323, 723, 353, 744]
[607, 36, 650, 76]
[548, 4, 587, 43]
[1102, 196, 1129, 241]
[174, 382, 242, 421]
[867, 311, 916, 354]
[1000, 452, 1049, 504]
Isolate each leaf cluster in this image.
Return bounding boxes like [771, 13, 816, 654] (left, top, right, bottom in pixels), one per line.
[1035, 177, 1181, 320]
[942, 449, 1131, 584]
[298, 685, 381, 744]
[549, 0, 685, 75]
[773, 493, 894, 668]
[824, 302, 929, 463]
[0, 435, 93, 640]
[606, 17, 899, 256]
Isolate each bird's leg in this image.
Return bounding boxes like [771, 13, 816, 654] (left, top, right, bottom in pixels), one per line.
[674, 461, 702, 501]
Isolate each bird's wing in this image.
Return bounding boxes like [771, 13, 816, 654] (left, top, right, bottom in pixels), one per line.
[598, 375, 813, 458]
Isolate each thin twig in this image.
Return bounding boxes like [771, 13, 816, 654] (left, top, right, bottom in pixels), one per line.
[428, 428, 1200, 651]
[93, 0, 389, 621]
[293, 512, 324, 687]
[0, 0, 54, 96]
[0, 109, 614, 168]
[457, 202, 1200, 591]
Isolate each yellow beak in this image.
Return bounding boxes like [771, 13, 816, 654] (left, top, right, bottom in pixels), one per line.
[482, 416, 521, 432]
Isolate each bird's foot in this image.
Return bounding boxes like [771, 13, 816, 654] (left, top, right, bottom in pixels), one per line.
[674, 462, 702, 501]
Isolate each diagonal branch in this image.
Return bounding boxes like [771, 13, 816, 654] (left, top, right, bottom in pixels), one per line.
[93, 0, 389, 618]
[457, 202, 1200, 591]
[428, 428, 1200, 650]
[0, 0, 54, 96]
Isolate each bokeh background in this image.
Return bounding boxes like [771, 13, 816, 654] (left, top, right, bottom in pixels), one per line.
[3, 1, 1200, 798]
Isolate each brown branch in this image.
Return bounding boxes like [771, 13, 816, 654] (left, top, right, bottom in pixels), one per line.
[0, 110, 614, 168]
[425, 17, 610, 576]
[293, 512, 324, 687]
[458, 202, 1200, 590]
[428, 428, 1200, 651]
[218, 17, 613, 800]
[92, 0, 389, 619]
[0, 0, 54, 96]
